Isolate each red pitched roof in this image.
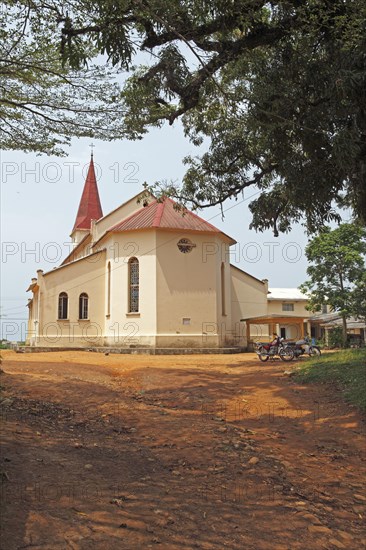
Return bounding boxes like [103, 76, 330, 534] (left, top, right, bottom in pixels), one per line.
[72, 157, 103, 231]
[109, 197, 224, 234]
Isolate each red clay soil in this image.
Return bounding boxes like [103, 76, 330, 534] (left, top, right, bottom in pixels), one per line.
[0, 350, 365, 550]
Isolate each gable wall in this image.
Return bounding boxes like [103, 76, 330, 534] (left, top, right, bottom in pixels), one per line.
[37, 251, 106, 347]
[94, 192, 153, 241]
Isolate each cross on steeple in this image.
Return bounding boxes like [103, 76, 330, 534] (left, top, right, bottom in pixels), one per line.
[89, 142, 95, 157]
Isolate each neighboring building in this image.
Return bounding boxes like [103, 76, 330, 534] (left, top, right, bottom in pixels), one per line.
[26, 155, 270, 350]
[309, 312, 365, 346]
[267, 288, 310, 340]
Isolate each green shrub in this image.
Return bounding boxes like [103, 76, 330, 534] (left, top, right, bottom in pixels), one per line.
[328, 327, 344, 348]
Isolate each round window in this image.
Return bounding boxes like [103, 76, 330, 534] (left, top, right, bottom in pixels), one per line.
[177, 238, 196, 253]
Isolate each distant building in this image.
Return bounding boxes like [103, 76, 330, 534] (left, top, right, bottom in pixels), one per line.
[267, 288, 309, 340]
[309, 312, 365, 346]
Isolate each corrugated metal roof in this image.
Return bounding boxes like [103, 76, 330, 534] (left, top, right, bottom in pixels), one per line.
[309, 312, 340, 322]
[109, 197, 231, 236]
[268, 288, 308, 300]
[42, 248, 106, 276]
[324, 320, 366, 329]
[310, 312, 366, 328]
[241, 314, 307, 322]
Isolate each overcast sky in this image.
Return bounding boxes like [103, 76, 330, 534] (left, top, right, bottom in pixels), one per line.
[1, 120, 346, 341]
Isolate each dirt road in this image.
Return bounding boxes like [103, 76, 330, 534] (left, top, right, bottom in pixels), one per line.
[0, 350, 365, 549]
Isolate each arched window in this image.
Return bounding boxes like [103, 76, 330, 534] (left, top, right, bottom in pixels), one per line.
[79, 293, 89, 320]
[107, 262, 111, 316]
[221, 262, 226, 316]
[129, 257, 139, 313]
[58, 292, 68, 320]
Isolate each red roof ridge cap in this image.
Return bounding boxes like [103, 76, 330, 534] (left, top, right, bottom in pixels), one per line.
[152, 199, 166, 227]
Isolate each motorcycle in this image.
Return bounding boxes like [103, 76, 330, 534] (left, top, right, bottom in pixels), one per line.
[255, 337, 294, 362]
[284, 336, 321, 358]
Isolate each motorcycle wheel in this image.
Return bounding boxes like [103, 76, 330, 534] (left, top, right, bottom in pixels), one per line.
[309, 346, 321, 356]
[279, 348, 294, 362]
[259, 351, 269, 362]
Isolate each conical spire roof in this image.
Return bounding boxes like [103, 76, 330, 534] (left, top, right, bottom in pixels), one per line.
[72, 155, 103, 231]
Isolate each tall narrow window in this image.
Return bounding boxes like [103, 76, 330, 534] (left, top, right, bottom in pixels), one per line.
[107, 262, 111, 316]
[79, 293, 89, 319]
[58, 292, 68, 320]
[129, 257, 139, 313]
[221, 262, 226, 316]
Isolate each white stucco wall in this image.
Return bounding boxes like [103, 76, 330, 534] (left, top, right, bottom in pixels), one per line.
[35, 250, 106, 347]
[267, 300, 309, 340]
[102, 230, 157, 347]
[230, 266, 268, 345]
[155, 231, 228, 347]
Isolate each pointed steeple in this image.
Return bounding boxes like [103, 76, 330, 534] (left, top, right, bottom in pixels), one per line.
[72, 155, 103, 232]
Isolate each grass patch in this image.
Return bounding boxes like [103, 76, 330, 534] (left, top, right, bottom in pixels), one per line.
[294, 349, 366, 411]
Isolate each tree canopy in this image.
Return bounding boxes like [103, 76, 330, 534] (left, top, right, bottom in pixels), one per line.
[299, 223, 366, 345]
[0, 2, 127, 155]
[2, 1, 366, 232]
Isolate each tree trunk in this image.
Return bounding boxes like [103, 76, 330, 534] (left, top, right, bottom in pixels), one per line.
[341, 314, 348, 348]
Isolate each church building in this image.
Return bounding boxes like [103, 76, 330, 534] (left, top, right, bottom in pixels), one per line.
[26, 155, 273, 350]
